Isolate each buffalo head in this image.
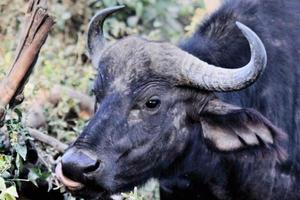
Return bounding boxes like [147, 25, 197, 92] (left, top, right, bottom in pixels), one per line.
[56, 6, 286, 199]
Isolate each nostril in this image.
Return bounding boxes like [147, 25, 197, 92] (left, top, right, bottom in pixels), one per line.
[83, 160, 100, 174]
[61, 148, 100, 181]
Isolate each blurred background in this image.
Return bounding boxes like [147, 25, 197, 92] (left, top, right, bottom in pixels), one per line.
[0, 0, 220, 199]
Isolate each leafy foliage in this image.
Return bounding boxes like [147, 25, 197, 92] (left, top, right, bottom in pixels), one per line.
[0, 177, 18, 200]
[0, 108, 56, 199]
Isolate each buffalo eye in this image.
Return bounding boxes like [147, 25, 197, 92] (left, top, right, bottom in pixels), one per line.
[145, 96, 161, 109]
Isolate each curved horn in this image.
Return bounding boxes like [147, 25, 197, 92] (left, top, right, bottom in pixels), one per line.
[87, 6, 125, 66]
[178, 22, 267, 92]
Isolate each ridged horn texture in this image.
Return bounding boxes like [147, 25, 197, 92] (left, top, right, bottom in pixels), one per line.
[87, 5, 125, 66]
[177, 22, 267, 92]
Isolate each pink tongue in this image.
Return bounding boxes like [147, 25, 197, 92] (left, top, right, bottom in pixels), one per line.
[55, 162, 84, 191]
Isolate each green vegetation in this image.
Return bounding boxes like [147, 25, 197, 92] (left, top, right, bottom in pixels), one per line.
[0, 0, 213, 199]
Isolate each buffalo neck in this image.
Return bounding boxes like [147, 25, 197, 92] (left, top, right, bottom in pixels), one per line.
[159, 123, 300, 200]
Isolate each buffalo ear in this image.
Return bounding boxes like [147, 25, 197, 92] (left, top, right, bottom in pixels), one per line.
[200, 99, 287, 161]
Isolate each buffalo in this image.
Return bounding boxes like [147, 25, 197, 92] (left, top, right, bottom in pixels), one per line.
[56, 0, 300, 199]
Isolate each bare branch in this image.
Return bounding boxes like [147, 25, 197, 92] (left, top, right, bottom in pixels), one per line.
[28, 128, 68, 153]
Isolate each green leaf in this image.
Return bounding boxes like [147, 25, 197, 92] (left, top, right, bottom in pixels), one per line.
[32, 168, 51, 181]
[0, 171, 10, 179]
[14, 144, 27, 161]
[15, 154, 23, 177]
[0, 177, 6, 191]
[4, 186, 18, 198]
[153, 20, 162, 28]
[0, 155, 11, 175]
[27, 170, 39, 187]
[127, 16, 139, 27]
[2, 193, 16, 200]
[135, 2, 144, 18]
[13, 108, 22, 123]
[0, 182, 18, 200]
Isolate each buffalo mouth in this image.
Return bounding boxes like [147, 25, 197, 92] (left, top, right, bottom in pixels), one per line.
[55, 163, 84, 191]
[55, 163, 110, 199]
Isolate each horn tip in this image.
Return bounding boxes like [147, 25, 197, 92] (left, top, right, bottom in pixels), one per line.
[106, 5, 126, 12]
[116, 5, 126, 9]
[87, 5, 125, 57]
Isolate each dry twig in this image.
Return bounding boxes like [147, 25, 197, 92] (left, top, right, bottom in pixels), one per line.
[0, 0, 55, 120]
[28, 128, 68, 153]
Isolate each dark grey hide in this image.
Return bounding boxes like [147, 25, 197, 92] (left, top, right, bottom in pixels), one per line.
[59, 0, 300, 199]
